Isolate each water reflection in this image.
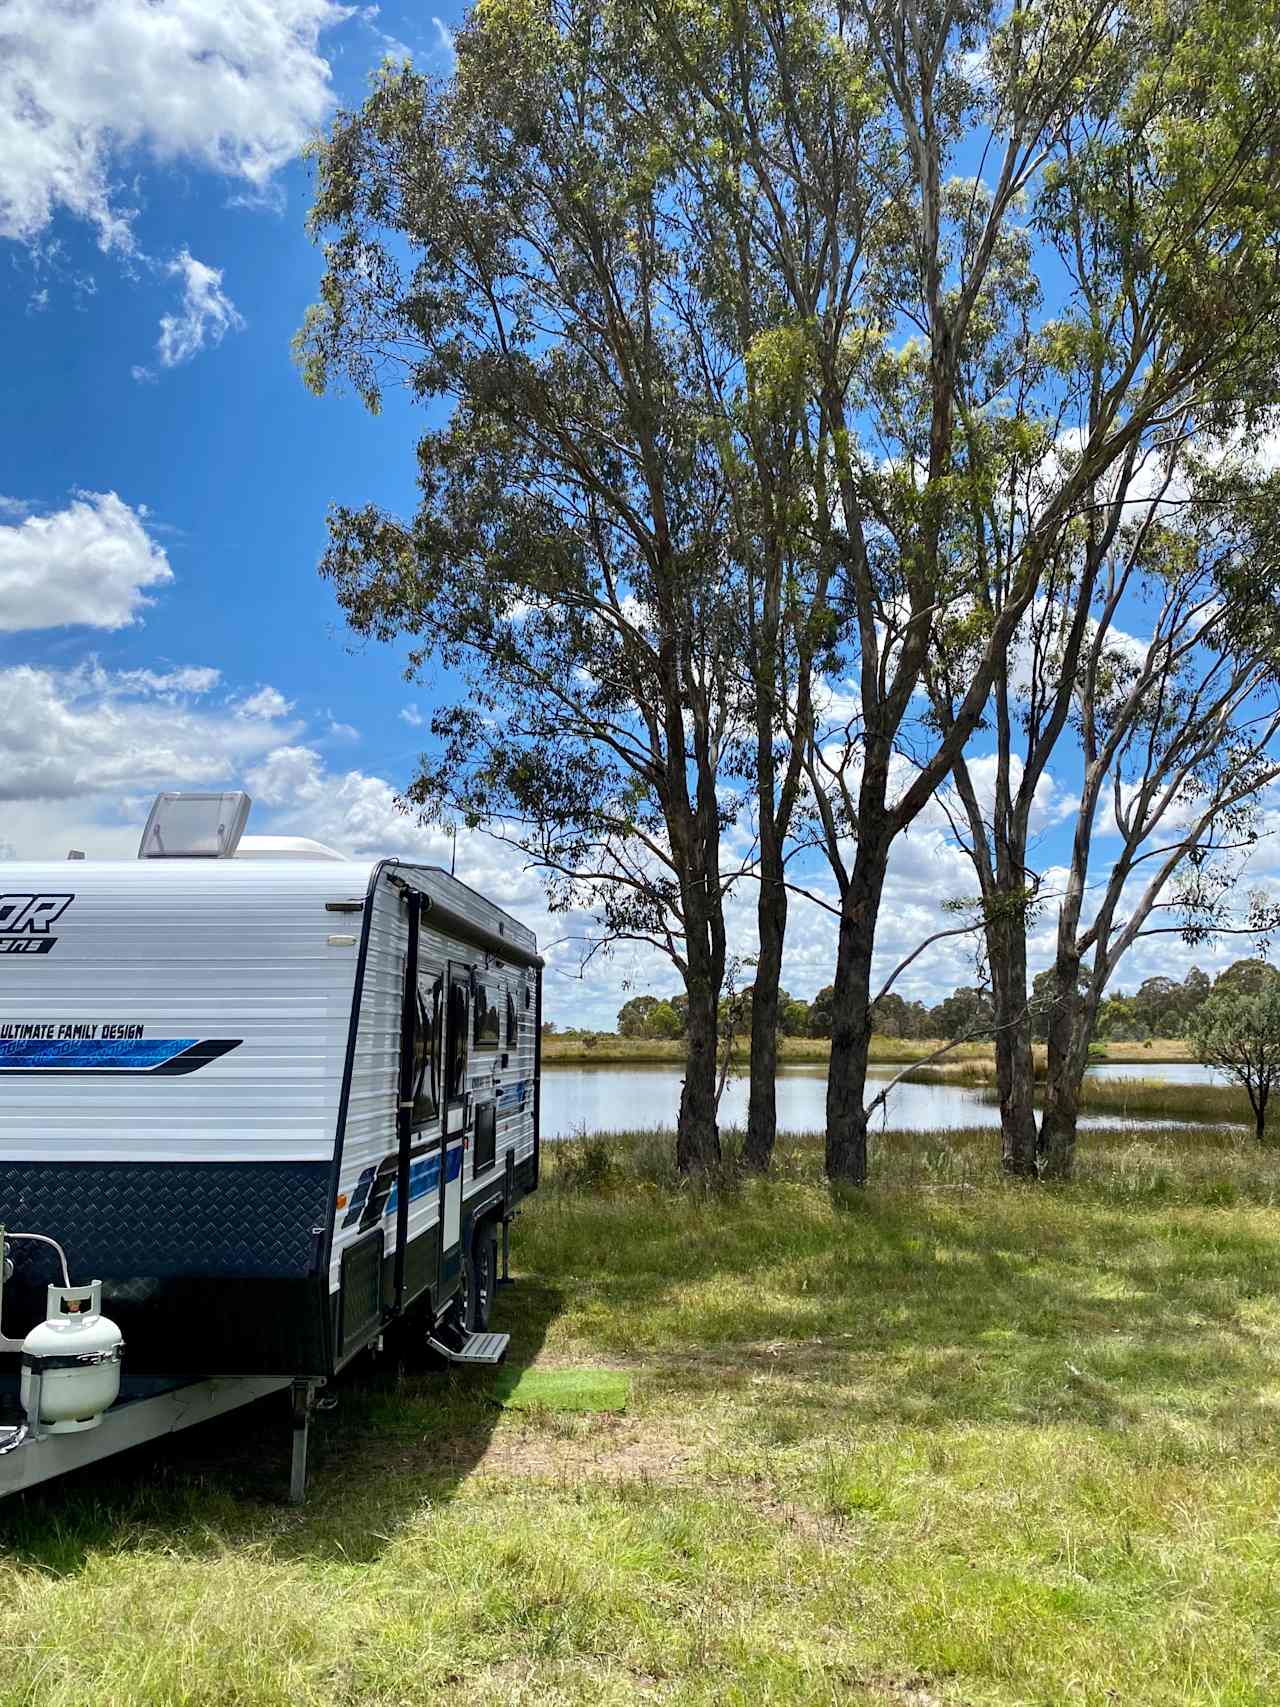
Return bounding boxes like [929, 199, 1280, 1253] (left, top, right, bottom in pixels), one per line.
[541, 1058, 1220, 1139]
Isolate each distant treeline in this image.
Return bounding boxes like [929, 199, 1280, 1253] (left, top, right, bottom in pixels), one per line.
[597, 962, 1276, 1046]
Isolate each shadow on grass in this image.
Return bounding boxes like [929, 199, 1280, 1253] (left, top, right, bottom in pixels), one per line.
[0, 1277, 565, 1574]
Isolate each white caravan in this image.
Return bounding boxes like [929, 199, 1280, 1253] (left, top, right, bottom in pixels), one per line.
[0, 792, 542, 1499]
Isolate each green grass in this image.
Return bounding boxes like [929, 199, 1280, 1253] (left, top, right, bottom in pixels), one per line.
[3, 1122, 1280, 1703]
[491, 1366, 631, 1413]
[1070, 1076, 1253, 1126]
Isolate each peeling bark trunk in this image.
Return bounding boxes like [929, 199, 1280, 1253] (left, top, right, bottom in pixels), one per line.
[992, 915, 1038, 1177]
[1038, 964, 1093, 1181]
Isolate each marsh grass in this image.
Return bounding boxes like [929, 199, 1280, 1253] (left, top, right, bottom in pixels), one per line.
[899, 1062, 1257, 1130]
[1069, 1076, 1256, 1127]
[545, 1035, 1019, 1067]
[2, 1122, 1280, 1704]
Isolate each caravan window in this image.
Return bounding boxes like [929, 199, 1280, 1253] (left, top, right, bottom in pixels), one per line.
[506, 989, 518, 1046]
[411, 975, 442, 1126]
[447, 980, 469, 1101]
[473, 980, 501, 1049]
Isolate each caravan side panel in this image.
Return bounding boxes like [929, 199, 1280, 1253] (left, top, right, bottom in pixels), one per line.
[0, 860, 370, 1375]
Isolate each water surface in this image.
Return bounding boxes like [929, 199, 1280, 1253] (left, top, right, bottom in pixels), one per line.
[541, 1057, 1221, 1139]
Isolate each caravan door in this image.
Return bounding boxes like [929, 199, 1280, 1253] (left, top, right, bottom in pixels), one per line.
[438, 964, 471, 1294]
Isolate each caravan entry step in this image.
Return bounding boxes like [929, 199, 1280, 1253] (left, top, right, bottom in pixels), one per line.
[428, 1330, 510, 1366]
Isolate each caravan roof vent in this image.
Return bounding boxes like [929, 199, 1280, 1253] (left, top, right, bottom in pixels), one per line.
[139, 792, 252, 860]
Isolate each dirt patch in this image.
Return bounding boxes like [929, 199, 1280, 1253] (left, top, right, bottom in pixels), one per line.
[868, 1681, 949, 1706]
[470, 1411, 698, 1483]
[463, 1413, 862, 1546]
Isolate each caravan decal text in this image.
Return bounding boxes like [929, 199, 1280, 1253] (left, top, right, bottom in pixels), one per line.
[0, 894, 73, 955]
[0, 1026, 241, 1074]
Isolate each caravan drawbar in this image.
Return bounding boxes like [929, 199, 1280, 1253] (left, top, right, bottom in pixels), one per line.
[0, 793, 542, 1500]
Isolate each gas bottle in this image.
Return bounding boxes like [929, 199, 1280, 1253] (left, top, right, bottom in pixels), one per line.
[20, 1281, 124, 1432]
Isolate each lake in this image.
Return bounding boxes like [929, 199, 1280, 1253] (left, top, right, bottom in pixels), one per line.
[541, 1059, 1223, 1138]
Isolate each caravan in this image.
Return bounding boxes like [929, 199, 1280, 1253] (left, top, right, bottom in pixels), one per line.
[0, 792, 541, 1498]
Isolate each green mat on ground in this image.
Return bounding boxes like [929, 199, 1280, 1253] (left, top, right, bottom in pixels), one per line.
[491, 1367, 631, 1413]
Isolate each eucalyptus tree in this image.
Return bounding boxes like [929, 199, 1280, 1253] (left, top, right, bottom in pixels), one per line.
[645, 0, 1121, 1184]
[301, 0, 1280, 1187]
[931, 452, 1280, 1178]
[300, 0, 895, 1177]
[1033, 475, 1280, 1177]
[634, 4, 892, 1171]
[1191, 976, 1280, 1144]
[298, 20, 757, 1171]
[776, 0, 1280, 1183]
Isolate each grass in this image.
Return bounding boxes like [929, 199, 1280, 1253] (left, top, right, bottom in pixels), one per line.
[543, 1034, 1195, 1067]
[1069, 1076, 1250, 1126]
[542, 1033, 842, 1064]
[902, 1061, 1252, 1127]
[491, 1367, 631, 1413]
[3, 1122, 1280, 1703]
[1092, 1037, 1195, 1062]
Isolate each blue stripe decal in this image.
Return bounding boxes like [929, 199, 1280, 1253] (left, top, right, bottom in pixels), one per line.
[385, 1143, 462, 1218]
[0, 1038, 196, 1070]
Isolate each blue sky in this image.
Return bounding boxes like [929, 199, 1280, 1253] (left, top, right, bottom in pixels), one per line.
[1, 1, 1274, 1028]
[1, 1, 449, 785]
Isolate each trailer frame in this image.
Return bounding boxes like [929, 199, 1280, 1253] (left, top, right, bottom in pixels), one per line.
[0, 1373, 292, 1499]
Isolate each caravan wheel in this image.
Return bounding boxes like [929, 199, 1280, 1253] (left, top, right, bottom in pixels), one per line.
[463, 1223, 498, 1333]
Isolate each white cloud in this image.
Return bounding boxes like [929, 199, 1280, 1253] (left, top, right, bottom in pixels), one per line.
[155, 250, 244, 368]
[115, 666, 221, 697]
[243, 743, 325, 806]
[0, 660, 298, 806]
[237, 686, 293, 720]
[0, 652, 616, 1021]
[327, 719, 360, 741]
[0, 0, 348, 252]
[399, 704, 425, 727]
[0, 491, 172, 632]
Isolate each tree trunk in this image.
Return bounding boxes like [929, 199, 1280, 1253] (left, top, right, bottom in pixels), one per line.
[678, 965, 721, 1172]
[1255, 1089, 1268, 1144]
[743, 831, 787, 1172]
[994, 1026, 1038, 1177]
[1038, 961, 1091, 1180]
[992, 915, 1038, 1177]
[676, 870, 723, 1172]
[825, 845, 887, 1184]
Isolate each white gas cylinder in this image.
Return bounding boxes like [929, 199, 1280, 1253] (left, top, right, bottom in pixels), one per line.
[20, 1281, 124, 1432]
